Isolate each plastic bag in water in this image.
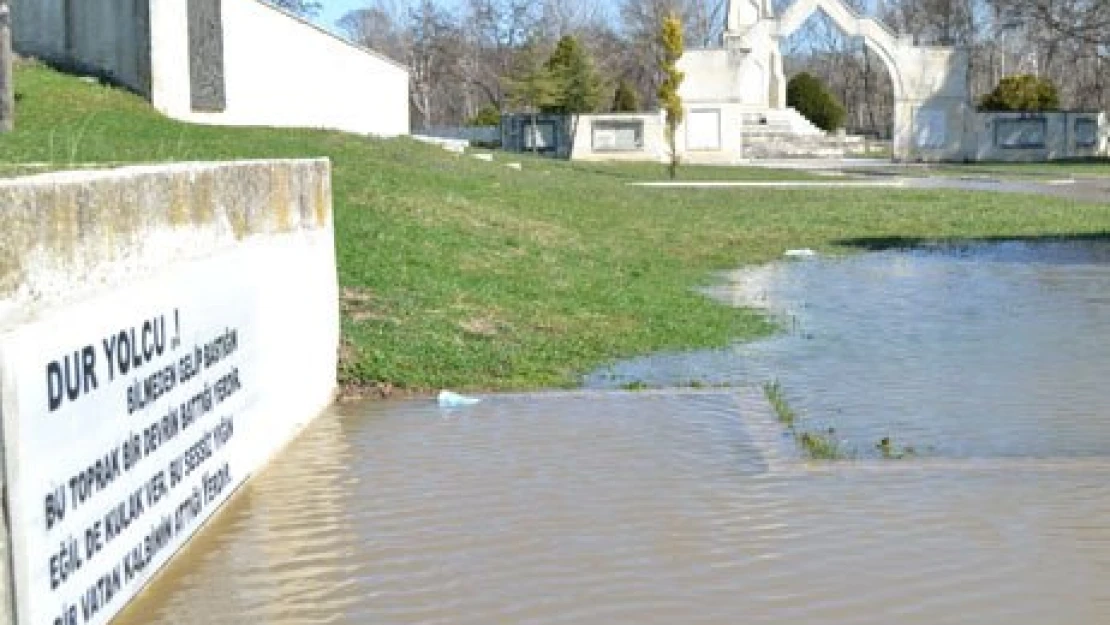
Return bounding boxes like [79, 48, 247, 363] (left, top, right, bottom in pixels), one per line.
[437, 390, 482, 408]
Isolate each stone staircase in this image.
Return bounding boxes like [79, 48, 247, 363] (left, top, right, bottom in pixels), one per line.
[738, 107, 863, 158]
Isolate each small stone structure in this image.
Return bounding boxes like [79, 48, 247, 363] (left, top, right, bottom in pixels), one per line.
[0, 160, 339, 625]
[969, 111, 1108, 162]
[13, 0, 410, 136]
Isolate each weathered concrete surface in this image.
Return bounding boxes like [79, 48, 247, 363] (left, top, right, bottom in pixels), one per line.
[0, 159, 332, 327]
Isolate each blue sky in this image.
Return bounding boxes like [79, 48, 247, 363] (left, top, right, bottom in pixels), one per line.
[315, 1, 370, 33]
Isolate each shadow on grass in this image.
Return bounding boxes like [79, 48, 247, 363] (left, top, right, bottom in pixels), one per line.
[835, 232, 1110, 252]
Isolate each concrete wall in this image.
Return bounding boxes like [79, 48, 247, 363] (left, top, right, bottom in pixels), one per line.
[570, 113, 668, 163]
[12, 0, 151, 95]
[15, 0, 409, 136]
[678, 49, 767, 107]
[0, 160, 339, 625]
[150, 0, 409, 136]
[964, 111, 1108, 162]
[569, 109, 757, 165]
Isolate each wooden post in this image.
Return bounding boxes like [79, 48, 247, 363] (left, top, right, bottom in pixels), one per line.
[0, 0, 13, 132]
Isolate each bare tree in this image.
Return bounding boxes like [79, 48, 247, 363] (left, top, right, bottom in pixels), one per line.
[266, 0, 323, 18]
[341, 0, 472, 129]
[458, 0, 543, 108]
[1009, 0, 1110, 46]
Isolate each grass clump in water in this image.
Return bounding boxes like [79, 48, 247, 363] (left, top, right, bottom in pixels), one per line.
[876, 437, 916, 459]
[799, 429, 849, 460]
[763, 380, 796, 427]
[763, 380, 851, 460]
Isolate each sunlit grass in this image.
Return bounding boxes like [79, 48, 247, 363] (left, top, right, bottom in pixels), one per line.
[5, 62, 1110, 393]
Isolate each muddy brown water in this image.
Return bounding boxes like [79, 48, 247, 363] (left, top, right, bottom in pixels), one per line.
[115, 240, 1110, 624]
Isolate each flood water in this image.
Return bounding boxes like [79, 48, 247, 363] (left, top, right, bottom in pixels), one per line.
[115, 240, 1110, 624]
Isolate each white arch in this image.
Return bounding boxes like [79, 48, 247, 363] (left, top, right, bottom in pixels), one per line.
[772, 0, 906, 101]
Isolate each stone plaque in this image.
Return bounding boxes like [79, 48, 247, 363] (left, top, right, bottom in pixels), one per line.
[188, 0, 227, 112]
[1075, 118, 1098, 148]
[995, 118, 1046, 149]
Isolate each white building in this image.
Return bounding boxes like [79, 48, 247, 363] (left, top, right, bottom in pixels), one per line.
[14, 0, 410, 137]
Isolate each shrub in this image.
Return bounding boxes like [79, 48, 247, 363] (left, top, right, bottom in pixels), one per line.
[979, 75, 1060, 111]
[786, 72, 846, 133]
[466, 105, 502, 127]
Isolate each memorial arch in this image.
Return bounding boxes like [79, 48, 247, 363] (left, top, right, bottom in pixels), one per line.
[676, 0, 972, 161]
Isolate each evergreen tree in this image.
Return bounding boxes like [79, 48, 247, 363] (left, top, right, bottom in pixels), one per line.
[503, 42, 564, 154]
[612, 79, 640, 113]
[543, 36, 602, 115]
[658, 13, 685, 180]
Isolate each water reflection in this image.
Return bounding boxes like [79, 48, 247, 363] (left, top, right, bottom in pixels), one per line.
[587, 240, 1110, 458]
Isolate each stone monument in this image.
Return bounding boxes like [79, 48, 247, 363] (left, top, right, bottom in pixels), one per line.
[676, 0, 972, 161]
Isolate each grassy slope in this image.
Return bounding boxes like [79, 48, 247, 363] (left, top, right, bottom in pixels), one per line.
[4, 64, 1110, 392]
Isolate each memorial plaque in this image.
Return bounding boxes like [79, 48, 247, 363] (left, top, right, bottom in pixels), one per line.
[995, 117, 1046, 149]
[188, 0, 227, 112]
[1, 255, 263, 625]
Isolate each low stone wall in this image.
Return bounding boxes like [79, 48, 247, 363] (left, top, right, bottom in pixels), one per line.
[0, 160, 339, 625]
[965, 111, 1108, 162]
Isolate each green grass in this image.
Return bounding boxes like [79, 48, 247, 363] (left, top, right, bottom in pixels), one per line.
[5, 62, 1110, 393]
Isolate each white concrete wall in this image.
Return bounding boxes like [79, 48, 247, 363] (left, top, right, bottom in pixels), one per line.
[150, 0, 409, 136]
[965, 111, 1108, 162]
[570, 113, 667, 162]
[570, 107, 752, 165]
[0, 160, 339, 625]
[12, 0, 150, 95]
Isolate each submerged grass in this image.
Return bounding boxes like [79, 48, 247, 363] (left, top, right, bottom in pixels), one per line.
[763, 380, 851, 460]
[5, 63, 1110, 392]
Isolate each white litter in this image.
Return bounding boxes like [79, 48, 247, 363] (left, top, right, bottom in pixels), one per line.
[472, 153, 494, 162]
[437, 390, 482, 408]
[784, 248, 817, 258]
[506, 162, 522, 170]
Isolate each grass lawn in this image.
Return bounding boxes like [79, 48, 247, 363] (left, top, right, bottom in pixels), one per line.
[4, 62, 1110, 393]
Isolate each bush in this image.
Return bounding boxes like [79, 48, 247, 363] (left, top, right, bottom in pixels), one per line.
[466, 105, 502, 127]
[786, 72, 846, 133]
[979, 75, 1060, 111]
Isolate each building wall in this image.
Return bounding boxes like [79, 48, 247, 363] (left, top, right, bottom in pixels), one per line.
[964, 111, 1108, 162]
[15, 0, 409, 137]
[569, 108, 753, 165]
[678, 49, 766, 106]
[12, 0, 151, 95]
[0, 160, 339, 625]
[150, 0, 409, 136]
